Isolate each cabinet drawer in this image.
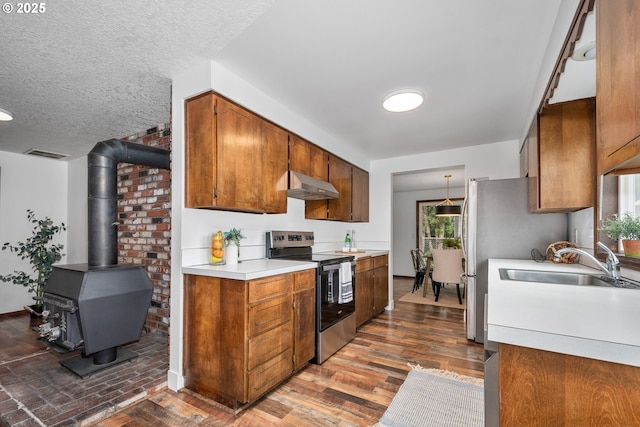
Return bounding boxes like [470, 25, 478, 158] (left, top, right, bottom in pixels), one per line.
[357, 257, 372, 272]
[248, 348, 293, 402]
[373, 255, 388, 268]
[294, 269, 316, 292]
[248, 295, 292, 337]
[248, 322, 292, 370]
[249, 274, 291, 303]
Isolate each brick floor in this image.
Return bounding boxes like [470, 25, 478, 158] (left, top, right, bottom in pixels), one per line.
[0, 313, 168, 427]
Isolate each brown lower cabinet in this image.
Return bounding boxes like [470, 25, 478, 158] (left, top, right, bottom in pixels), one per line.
[183, 269, 315, 409]
[499, 343, 640, 426]
[355, 254, 388, 328]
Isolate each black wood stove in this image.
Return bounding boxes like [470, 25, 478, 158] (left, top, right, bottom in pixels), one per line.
[37, 139, 170, 377]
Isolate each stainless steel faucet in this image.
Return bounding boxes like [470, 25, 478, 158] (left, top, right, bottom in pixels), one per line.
[554, 242, 621, 280]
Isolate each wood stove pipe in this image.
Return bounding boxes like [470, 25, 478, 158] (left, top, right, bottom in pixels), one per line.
[88, 139, 171, 267]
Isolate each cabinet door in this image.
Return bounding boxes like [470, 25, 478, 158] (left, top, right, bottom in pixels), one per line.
[500, 343, 640, 426]
[304, 142, 330, 220]
[216, 97, 261, 211]
[327, 154, 352, 221]
[355, 259, 373, 327]
[351, 166, 369, 222]
[289, 134, 312, 176]
[183, 274, 248, 404]
[309, 143, 329, 181]
[294, 287, 315, 370]
[260, 121, 288, 213]
[185, 92, 216, 208]
[535, 98, 595, 212]
[293, 269, 316, 371]
[596, 0, 640, 174]
[526, 118, 539, 213]
[373, 256, 389, 314]
[289, 134, 328, 181]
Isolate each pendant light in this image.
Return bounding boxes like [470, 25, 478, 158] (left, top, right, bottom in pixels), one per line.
[435, 174, 461, 217]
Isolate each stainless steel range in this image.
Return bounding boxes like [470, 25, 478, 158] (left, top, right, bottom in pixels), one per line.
[266, 230, 356, 364]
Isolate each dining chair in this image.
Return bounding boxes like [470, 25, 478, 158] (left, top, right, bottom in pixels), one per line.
[431, 248, 465, 304]
[410, 249, 426, 293]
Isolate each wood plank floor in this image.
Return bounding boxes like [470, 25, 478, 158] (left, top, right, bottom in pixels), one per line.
[91, 277, 484, 426]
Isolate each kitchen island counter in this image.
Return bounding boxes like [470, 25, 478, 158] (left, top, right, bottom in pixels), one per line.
[488, 258, 640, 367]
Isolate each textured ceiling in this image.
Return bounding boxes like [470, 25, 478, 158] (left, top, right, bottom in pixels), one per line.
[0, 0, 275, 159]
[0, 0, 587, 170]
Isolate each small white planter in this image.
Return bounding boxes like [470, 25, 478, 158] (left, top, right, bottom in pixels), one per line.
[226, 246, 239, 265]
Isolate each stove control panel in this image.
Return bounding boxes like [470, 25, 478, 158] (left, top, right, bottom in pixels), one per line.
[266, 230, 314, 249]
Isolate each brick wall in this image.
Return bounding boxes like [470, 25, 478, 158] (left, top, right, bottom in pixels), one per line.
[117, 124, 171, 337]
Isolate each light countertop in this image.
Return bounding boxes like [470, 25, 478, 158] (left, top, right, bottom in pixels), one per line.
[182, 259, 317, 281]
[318, 249, 389, 260]
[488, 258, 640, 367]
[182, 249, 388, 281]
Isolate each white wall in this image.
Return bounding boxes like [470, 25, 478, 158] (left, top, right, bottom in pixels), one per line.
[393, 186, 465, 278]
[376, 140, 521, 281]
[0, 151, 68, 313]
[66, 157, 87, 264]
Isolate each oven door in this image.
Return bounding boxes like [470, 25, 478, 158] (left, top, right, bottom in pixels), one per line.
[317, 262, 356, 331]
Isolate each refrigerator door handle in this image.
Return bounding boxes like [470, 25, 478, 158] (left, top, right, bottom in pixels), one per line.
[461, 194, 468, 258]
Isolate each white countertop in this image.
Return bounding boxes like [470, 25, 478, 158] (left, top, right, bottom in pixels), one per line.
[488, 258, 640, 367]
[182, 259, 317, 280]
[182, 249, 388, 281]
[318, 249, 389, 260]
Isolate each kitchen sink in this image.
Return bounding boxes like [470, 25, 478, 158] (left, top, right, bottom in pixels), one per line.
[499, 268, 615, 287]
[499, 268, 640, 289]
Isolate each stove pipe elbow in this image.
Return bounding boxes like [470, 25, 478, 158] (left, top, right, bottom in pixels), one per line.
[88, 139, 171, 267]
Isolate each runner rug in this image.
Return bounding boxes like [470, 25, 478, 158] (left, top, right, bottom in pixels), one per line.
[374, 365, 484, 427]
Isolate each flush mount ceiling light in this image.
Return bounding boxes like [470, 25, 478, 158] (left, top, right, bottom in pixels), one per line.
[572, 41, 596, 61]
[382, 90, 424, 112]
[435, 174, 461, 217]
[0, 107, 13, 121]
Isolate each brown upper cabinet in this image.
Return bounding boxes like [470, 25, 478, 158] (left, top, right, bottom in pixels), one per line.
[305, 153, 370, 222]
[527, 98, 595, 213]
[185, 92, 288, 213]
[327, 154, 352, 220]
[351, 166, 369, 222]
[289, 134, 329, 181]
[596, 0, 640, 174]
[185, 91, 369, 221]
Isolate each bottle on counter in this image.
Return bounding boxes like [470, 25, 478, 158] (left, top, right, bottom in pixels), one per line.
[344, 233, 351, 252]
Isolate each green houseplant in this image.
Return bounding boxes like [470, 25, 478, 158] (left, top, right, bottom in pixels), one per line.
[0, 209, 66, 312]
[443, 237, 462, 249]
[599, 213, 640, 257]
[223, 228, 245, 264]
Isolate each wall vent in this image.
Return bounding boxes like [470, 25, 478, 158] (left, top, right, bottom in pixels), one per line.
[23, 148, 69, 160]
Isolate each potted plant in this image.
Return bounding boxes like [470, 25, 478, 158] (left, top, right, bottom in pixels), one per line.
[0, 209, 66, 314]
[599, 213, 640, 257]
[443, 237, 461, 249]
[223, 228, 245, 264]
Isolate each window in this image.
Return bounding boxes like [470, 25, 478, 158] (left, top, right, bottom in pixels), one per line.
[416, 198, 463, 255]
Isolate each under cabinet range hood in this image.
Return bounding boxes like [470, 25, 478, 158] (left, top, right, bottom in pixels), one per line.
[287, 171, 339, 200]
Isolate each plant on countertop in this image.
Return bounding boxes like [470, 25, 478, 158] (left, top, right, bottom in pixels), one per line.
[223, 228, 245, 256]
[599, 213, 640, 241]
[600, 213, 640, 257]
[0, 209, 66, 311]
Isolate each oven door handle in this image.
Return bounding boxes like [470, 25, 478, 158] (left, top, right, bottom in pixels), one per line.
[322, 264, 341, 273]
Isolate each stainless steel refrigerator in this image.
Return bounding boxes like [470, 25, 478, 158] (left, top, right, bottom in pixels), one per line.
[463, 177, 567, 344]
